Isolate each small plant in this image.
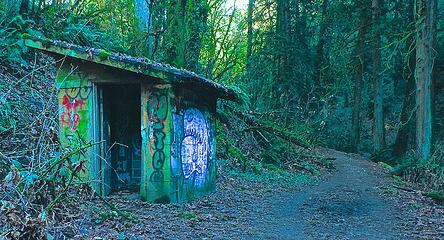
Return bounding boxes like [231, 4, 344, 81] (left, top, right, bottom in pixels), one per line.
[424, 191, 444, 204]
[98, 49, 112, 58]
[392, 175, 404, 183]
[378, 162, 393, 171]
[177, 211, 199, 219]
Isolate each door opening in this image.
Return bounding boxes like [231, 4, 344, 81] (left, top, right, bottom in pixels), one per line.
[101, 84, 141, 192]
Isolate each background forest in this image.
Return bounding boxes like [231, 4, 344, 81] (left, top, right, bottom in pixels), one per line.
[0, 0, 444, 237]
[1, 0, 444, 190]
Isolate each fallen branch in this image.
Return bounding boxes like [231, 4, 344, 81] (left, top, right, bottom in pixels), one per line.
[392, 185, 415, 192]
[290, 162, 314, 174]
[223, 106, 311, 150]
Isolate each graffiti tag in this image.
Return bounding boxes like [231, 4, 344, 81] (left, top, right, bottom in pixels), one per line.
[61, 95, 85, 131]
[60, 86, 91, 131]
[147, 91, 168, 183]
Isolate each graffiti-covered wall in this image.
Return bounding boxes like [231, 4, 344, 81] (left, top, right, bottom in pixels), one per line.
[56, 68, 96, 186]
[171, 106, 216, 203]
[140, 84, 216, 203]
[141, 85, 173, 203]
[56, 67, 217, 203]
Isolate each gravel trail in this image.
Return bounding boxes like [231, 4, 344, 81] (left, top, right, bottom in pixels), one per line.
[74, 149, 444, 239]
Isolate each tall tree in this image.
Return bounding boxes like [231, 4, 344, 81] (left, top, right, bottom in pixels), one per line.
[246, 0, 255, 60]
[351, 1, 369, 153]
[185, 0, 209, 72]
[165, 0, 208, 71]
[315, 0, 328, 84]
[166, 0, 186, 68]
[134, 0, 153, 57]
[372, 0, 384, 152]
[414, 0, 436, 160]
[274, 0, 290, 107]
[394, 0, 416, 157]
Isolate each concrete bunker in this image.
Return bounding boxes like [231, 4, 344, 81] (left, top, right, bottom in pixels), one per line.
[25, 37, 237, 203]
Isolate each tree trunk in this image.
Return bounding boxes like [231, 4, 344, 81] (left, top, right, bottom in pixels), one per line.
[315, 0, 328, 83]
[274, 0, 289, 107]
[166, 0, 186, 68]
[166, 0, 207, 71]
[394, 50, 416, 157]
[246, 0, 255, 59]
[350, 2, 368, 153]
[394, 0, 416, 157]
[134, 0, 153, 57]
[415, 0, 436, 160]
[185, 0, 208, 72]
[372, 0, 384, 152]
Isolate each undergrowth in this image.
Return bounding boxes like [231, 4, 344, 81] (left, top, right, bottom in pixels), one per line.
[0, 48, 100, 239]
[215, 102, 333, 185]
[374, 142, 444, 202]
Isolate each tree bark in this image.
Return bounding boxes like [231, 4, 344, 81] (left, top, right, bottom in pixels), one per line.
[166, 0, 208, 71]
[134, 0, 153, 57]
[315, 0, 328, 83]
[166, 0, 186, 68]
[372, 0, 384, 152]
[351, 2, 368, 153]
[185, 0, 208, 72]
[415, 0, 436, 160]
[394, 50, 416, 157]
[274, 0, 289, 107]
[394, 0, 416, 157]
[246, 0, 255, 59]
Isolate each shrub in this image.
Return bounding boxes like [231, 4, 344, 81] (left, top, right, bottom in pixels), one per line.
[391, 142, 444, 194]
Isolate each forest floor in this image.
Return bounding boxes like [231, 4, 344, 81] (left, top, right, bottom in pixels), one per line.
[62, 149, 444, 240]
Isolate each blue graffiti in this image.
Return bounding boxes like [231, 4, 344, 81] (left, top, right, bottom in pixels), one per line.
[181, 108, 209, 183]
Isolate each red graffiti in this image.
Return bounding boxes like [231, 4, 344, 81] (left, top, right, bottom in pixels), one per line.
[61, 95, 85, 131]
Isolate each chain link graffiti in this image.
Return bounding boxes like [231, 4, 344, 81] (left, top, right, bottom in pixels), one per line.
[147, 91, 168, 183]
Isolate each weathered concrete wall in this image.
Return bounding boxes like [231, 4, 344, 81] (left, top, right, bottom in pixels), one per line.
[170, 106, 216, 203]
[56, 67, 97, 185]
[141, 84, 173, 203]
[140, 84, 217, 203]
[55, 60, 145, 195]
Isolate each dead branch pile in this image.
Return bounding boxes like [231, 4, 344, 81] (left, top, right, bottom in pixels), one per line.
[0, 53, 59, 176]
[216, 103, 330, 175]
[0, 53, 95, 239]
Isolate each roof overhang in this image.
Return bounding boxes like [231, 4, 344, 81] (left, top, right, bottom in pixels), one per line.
[24, 37, 238, 101]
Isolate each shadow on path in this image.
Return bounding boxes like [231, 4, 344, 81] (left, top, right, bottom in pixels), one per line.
[250, 149, 401, 240]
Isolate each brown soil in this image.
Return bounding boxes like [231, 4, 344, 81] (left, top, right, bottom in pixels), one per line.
[48, 149, 444, 239]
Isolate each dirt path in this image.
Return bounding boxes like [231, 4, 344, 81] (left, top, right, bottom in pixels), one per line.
[74, 149, 444, 239]
[248, 149, 407, 239]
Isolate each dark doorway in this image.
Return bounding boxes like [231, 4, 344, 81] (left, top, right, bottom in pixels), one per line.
[102, 84, 141, 192]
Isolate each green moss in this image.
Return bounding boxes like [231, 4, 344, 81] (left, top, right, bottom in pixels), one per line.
[227, 145, 246, 169]
[378, 162, 393, 171]
[392, 175, 404, 183]
[177, 211, 199, 219]
[98, 49, 112, 59]
[229, 170, 312, 189]
[424, 191, 444, 204]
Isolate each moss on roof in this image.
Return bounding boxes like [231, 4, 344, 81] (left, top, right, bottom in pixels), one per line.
[24, 36, 238, 101]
